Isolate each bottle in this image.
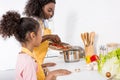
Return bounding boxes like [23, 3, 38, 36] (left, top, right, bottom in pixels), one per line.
[99, 45, 108, 58]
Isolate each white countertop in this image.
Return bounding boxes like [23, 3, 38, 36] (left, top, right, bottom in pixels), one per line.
[44, 55, 107, 80]
[0, 69, 15, 80]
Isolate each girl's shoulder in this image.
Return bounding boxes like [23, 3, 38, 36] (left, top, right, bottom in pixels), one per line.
[17, 53, 35, 64]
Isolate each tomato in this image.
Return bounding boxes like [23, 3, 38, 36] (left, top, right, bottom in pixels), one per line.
[90, 54, 99, 62]
[52, 43, 57, 46]
[50, 42, 70, 50]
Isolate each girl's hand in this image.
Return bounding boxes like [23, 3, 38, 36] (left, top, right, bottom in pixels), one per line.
[42, 62, 56, 68]
[46, 69, 71, 80]
[51, 69, 71, 76]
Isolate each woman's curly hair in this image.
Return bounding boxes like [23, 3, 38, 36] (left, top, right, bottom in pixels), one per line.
[24, 0, 56, 18]
[0, 11, 39, 42]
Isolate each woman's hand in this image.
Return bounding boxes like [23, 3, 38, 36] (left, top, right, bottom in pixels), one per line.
[48, 34, 61, 43]
[42, 34, 61, 43]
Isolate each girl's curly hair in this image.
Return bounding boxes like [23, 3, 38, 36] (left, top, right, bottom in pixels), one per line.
[0, 11, 20, 38]
[24, 0, 56, 18]
[0, 11, 39, 42]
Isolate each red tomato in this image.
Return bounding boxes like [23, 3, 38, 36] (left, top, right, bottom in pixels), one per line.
[90, 54, 99, 62]
[53, 43, 57, 46]
[50, 43, 69, 50]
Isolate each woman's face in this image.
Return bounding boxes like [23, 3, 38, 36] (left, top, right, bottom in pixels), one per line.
[42, 2, 55, 19]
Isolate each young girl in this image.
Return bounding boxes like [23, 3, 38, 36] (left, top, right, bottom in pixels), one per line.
[0, 11, 71, 80]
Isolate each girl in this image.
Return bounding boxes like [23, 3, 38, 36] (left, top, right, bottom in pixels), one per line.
[0, 11, 71, 80]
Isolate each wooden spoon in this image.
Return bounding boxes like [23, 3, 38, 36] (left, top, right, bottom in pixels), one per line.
[86, 32, 90, 46]
[90, 32, 95, 45]
[81, 33, 86, 46]
[84, 32, 89, 46]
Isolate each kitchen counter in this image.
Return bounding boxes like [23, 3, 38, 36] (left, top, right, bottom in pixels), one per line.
[0, 69, 15, 80]
[44, 55, 107, 80]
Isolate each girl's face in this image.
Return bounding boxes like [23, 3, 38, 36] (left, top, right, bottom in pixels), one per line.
[42, 2, 55, 19]
[33, 27, 42, 47]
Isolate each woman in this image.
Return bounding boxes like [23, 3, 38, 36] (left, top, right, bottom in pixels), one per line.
[0, 11, 71, 80]
[24, 0, 64, 80]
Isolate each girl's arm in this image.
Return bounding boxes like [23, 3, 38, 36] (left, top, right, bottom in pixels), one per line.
[45, 69, 71, 80]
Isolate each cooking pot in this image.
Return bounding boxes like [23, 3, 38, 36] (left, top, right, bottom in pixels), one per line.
[61, 46, 85, 62]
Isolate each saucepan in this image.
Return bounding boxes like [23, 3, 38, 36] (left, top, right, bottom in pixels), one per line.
[60, 46, 85, 62]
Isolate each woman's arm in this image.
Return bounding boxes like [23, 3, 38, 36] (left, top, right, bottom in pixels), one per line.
[41, 35, 50, 42]
[41, 34, 61, 43]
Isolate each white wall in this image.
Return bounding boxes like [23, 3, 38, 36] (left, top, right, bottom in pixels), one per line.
[0, 0, 27, 70]
[0, 0, 120, 70]
[53, 0, 120, 52]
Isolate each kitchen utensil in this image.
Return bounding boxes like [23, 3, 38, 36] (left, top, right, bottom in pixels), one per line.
[90, 32, 95, 45]
[81, 33, 87, 46]
[61, 46, 85, 62]
[81, 32, 95, 47]
[81, 32, 95, 56]
[84, 32, 88, 46]
[86, 32, 90, 46]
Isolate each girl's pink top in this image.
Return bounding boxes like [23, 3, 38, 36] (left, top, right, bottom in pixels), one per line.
[16, 53, 38, 80]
